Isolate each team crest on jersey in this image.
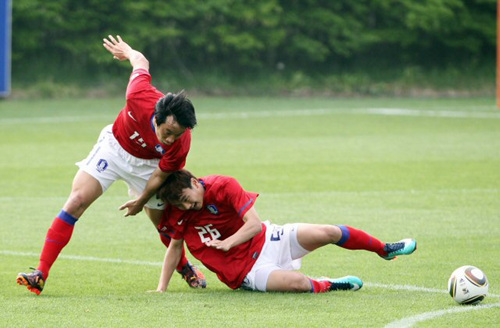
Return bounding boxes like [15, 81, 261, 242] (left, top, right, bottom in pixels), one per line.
[206, 204, 219, 215]
[96, 159, 108, 172]
[155, 144, 166, 155]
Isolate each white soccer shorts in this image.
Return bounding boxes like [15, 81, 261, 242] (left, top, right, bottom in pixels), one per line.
[76, 124, 165, 210]
[241, 221, 310, 292]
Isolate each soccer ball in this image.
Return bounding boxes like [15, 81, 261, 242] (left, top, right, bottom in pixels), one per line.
[448, 265, 488, 305]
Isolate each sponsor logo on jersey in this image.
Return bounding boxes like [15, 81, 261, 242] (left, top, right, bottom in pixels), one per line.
[206, 204, 219, 215]
[155, 144, 165, 154]
[159, 226, 167, 232]
[96, 159, 108, 172]
[177, 219, 184, 225]
[127, 111, 137, 122]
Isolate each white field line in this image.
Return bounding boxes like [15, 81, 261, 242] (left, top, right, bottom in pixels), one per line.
[1, 108, 500, 125]
[2, 250, 163, 267]
[366, 282, 499, 299]
[0, 188, 498, 203]
[0, 115, 114, 125]
[364, 108, 500, 119]
[4, 249, 499, 326]
[4, 250, 498, 298]
[261, 188, 500, 198]
[385, 303, 500, 328]
[365, 282, 447, 294]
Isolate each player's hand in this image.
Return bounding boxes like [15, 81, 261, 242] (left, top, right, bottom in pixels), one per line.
[119, 199, 143, 216]
[205, 239, 232, 252]
[103, 35, 132, 61]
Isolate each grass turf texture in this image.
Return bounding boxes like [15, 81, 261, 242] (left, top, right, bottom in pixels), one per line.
[0, 97, 499, 327]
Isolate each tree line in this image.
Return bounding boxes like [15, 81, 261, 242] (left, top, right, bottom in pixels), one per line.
[12, 0, 496, 84]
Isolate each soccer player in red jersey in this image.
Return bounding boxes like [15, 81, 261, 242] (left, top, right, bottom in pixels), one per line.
[153, 170, 417, 293]
[16, 36, 205, 295]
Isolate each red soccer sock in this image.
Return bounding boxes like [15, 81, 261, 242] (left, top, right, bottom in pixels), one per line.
[308, 278, 332, 293]
[159, 233, 189, 271]
[37, 211, 78, 280]
[335, 225, 387, 257]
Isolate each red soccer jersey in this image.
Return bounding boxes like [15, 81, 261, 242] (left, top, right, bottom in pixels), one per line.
[158, 175, 267, 289]
[112, 69, 191, 172]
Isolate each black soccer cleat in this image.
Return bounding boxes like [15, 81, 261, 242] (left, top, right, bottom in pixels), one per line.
[17, 267, 45, 295]
[177, 262, 207, 288]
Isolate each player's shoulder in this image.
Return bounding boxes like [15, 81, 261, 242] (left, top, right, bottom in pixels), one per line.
[203, 175, 242, 196]
[164, 204, 184, 219]
[179, 128, 192, 141]
[203, 175, 237, 186]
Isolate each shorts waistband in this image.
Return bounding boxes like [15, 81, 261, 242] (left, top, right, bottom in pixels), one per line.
[103, 125, 160, 167]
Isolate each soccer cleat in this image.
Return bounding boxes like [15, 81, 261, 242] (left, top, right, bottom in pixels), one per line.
[381, 238, 417, 261]
[17, 267, 45, 295]
[319, 275, 363, 291]
[177, 262, 207, 288]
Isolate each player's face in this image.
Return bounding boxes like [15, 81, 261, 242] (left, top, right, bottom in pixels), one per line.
[155, 115, 186, 146]
[174, 179, 204, 211]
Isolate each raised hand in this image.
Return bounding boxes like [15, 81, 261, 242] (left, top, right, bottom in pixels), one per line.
[103, 35, 133, 61]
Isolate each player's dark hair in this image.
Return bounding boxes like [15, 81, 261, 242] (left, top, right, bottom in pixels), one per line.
[155, 90, 197, 129]
[158, 169, 197, 204]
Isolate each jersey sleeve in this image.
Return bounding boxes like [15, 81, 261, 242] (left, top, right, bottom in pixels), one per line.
[158, 129, 192, 172]
[219, 177, 259, 218]
[126, 69, 163, 110]
[159, 206, 186, 240]
[126, 69, 152, 97]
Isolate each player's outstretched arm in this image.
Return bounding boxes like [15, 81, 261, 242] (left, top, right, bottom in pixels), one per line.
[206, 206, 262, 252]
[103, 35, 149, 71]
[119, 168, 170, 216]
[155, 238, 184, 292]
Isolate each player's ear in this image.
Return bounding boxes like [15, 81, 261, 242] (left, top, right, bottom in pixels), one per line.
[191, 178, 199, 189]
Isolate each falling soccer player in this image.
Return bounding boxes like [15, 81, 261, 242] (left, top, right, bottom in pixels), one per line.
[153, 169, 417, 293]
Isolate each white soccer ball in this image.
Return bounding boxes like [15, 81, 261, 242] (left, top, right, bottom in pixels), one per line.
[448, 265, 488, 305]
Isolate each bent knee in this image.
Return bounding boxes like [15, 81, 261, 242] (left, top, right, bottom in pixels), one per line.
[63, 192, 92, 216]
[322, 225, 342, 244]
[268, 273, 311, 292]
[287, 276, 312, 292]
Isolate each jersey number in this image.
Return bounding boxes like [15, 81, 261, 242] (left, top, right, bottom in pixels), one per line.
[195, 224, 221, 243]
[270, 227, 284, 241]
[129, 131, 147, 148]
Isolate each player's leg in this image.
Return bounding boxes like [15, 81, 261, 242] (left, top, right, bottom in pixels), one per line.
[294, 224, 344, 252]
[145, 207, 206, 288]
[17, 126, 116, 294]
[296, 224, 416, 260]
[266, 270, 313, 292]
[243, 223, 361, 293]
[333, 225, 416, 260]
[265, 270, 362, 293]
[17, 170, 104, 295]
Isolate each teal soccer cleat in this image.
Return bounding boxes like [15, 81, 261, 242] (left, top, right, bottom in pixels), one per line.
[381, 238, 417, 261]
[319, 275, 363, 291]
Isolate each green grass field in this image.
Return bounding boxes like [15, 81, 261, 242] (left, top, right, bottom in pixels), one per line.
[1, 96, 499, 327]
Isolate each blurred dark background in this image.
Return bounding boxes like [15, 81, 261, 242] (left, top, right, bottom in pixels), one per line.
[10, 0, 496, 98]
